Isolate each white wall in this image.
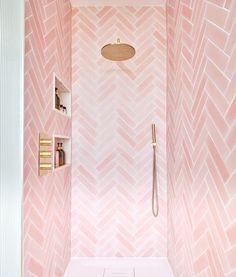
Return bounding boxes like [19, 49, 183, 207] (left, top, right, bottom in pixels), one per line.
[0, 0, 24, 276]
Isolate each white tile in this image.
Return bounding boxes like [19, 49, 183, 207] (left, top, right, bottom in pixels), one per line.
[64, 258, 174, 277]
[135, 266, 174, 277]
[104, 268, 134, 277]
[64, 263, 104, 277]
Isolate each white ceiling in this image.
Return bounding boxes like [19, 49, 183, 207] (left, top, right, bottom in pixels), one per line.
[71, 0, 165, 7]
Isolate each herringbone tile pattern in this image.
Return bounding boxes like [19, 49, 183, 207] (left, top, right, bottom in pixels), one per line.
[167, 0, 236, 276]
[71, 6, 167, 257]
[24, 0, 72, 276]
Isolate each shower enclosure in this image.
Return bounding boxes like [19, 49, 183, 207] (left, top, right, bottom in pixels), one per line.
[1, 0, 234, 276]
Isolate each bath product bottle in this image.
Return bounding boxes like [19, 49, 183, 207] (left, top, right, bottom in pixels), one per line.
[55, 143, 60, 168]
[61, 143, 66, 165]
[55, 88, 60, 110]
[63, 106, 67, 114]
[59, 143, 65, 166]
[59, 143, 63, 166]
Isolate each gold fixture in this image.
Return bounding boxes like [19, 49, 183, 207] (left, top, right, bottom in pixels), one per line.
[151, 124, 159, 217]
[101, 38, 135, 61]
[39, 134, 53, 176]
[39, 151, 52, 158]
[152, 124, 157, 147]
[39, 164, 52, 169]
[39, 139, 52, 145]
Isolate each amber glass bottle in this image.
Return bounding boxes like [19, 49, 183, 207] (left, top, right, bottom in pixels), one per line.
[58, 143, 63, 166]
[59, 143, 65, 166]
[55, 88, 60, 110]
[55, 143, 60, 168]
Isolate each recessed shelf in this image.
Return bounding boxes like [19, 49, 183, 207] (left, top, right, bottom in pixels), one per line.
[53, 164, 70, 172]
[53, 74, 71, 117]
[53, 107, 71, 118]
[53, 135, 71, 170]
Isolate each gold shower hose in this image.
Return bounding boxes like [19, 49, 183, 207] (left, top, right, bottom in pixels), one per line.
[152, 124, 159, 217]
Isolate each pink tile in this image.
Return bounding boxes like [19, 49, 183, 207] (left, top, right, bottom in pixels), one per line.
[24, 0, 72, 276]
[227, 223, 236, 245]
[72, 17, 167, 251]
[167, 0, 236, 276]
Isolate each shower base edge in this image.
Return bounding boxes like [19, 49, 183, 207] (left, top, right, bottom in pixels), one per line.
[64, 257, 174, 277]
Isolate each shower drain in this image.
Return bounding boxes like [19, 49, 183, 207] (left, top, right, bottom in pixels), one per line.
[104, 268, 135, 277]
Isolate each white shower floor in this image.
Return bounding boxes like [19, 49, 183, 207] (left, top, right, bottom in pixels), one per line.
[64, 258, 174, 277]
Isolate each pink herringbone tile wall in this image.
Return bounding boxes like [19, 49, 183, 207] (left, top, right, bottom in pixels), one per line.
[71, 6, 167, 257]
[24, 0, 72, 276]
[167, 0, 236, 276]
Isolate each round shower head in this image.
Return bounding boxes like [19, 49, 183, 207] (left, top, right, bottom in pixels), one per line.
[101, 39, 135, 61]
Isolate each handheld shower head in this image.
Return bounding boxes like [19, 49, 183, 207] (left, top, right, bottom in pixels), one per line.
[152, 124, 156, 145]
[151, 123, 159, 217]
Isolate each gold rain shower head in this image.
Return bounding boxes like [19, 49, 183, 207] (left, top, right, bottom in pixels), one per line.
[101, 39, 136, 61]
